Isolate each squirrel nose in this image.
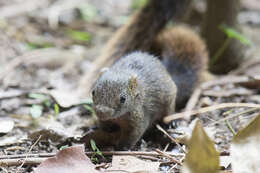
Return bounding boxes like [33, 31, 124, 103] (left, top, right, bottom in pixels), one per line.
[94, 105, 115, 120]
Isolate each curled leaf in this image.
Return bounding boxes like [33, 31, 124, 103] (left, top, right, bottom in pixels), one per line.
[231, 113, 260, 173]
[182, 120, 220, 173]
[35, 145, 99, 173]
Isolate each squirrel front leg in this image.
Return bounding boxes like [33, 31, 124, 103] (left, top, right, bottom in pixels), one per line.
[117, 110, 150, 149]
[81, 127, 121, 148]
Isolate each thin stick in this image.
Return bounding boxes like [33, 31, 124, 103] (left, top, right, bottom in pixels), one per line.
[16, 135, 42, 172]
[163, 103, 260, 123]
[208, 107, 260, 126]
[0, 150, 229, 166]
[154, 149, 182, 165]
[0, 158, 46, 167]
[156, 124, 186, 154]
[200, 75, 260, 89]
[184, 88, 202, 119]
[0, 151, 185, 160]
[225, 120, 236, 135]
[0, 151, 184, 166]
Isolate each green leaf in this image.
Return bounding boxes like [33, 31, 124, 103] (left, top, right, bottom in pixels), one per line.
[90, 139, 104, 157]
[90, 139, 98, 151]
[59, 145, 69, 150]
[220, 25, 252, 45]
[26, 42, 53, 50]
[44, 100, 51, 108]
[29, 93, 48, 100]
[84, 105, 95, 114]
[54, 103, 60, 115]
[67, 30, 92, 42]
[29, 93, 51, 108]
[81, 98, 93, 105]
[30, 104, 43, 118]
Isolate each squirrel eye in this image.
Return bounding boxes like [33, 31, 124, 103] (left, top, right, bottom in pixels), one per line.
[120, 95, 126, 104]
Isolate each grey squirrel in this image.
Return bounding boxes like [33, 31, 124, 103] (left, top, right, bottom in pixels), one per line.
[81, 0, 208, 149]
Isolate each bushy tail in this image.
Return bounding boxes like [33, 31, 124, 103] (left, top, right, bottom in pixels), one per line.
[152, 26, 208, 109]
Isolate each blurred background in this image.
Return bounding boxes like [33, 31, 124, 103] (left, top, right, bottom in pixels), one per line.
[0, 0, 260, 172]
[0, 0, 259, 93]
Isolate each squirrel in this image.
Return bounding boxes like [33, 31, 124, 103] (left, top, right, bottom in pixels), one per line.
[81, 0, 208, 149]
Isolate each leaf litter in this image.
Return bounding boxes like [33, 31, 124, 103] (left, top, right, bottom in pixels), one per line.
[0, 0, 260, 172]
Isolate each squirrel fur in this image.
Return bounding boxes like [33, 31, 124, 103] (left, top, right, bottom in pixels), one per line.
[81, 0, 208, 149]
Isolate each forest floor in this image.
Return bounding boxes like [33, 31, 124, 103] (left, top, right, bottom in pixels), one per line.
[0, 0, 260, 172]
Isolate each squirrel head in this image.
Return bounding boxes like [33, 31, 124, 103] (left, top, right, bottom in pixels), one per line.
[91, 70, 142, 121]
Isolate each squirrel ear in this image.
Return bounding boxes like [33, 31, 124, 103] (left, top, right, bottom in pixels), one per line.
[128, 74, 138, 96]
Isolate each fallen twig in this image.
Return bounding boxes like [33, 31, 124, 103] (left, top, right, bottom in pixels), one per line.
[164, 103, 260, 123]
[154, 149, 182, 165]
[0, 150, 230, 166]
[0, 151, 185, 160]
[230, 58, 260, 75]
[208, 107, 260, 126]
[16, 135, 42, 172]
[0, 158, 46, 167]
[200, 75, 259, 89]
[184, 88, 202, 119]
[0, 151, 184, 166]
[156, 124, 186, 154]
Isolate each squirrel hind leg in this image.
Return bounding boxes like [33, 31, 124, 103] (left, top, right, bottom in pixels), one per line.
[151, 26, 209, 109]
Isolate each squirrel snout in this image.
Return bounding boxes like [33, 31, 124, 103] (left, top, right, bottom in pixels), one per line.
[94, 105, 115, 120]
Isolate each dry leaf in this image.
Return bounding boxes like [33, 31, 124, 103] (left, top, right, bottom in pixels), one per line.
[231, 113, 260, 173]
[182, 120, 220, 173]
[49, 89, 82, 108]
[29, 128, 70, 143]
[0, 119, 14, 135]
[35, 145, 99, 173]
[108, 155, 160, 173]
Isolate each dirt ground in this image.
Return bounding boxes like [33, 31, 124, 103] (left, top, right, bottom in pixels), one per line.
[0, 0, 260, 172]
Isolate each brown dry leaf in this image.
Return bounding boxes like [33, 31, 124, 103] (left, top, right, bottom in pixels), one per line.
[107, 155, 160, 173]
[35, 145, 99, 173]
[231, 113, 260, 173]
[181, 120, 220, 173]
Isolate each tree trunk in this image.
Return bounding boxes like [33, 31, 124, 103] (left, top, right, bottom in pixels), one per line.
[202, 0, 244, 74]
